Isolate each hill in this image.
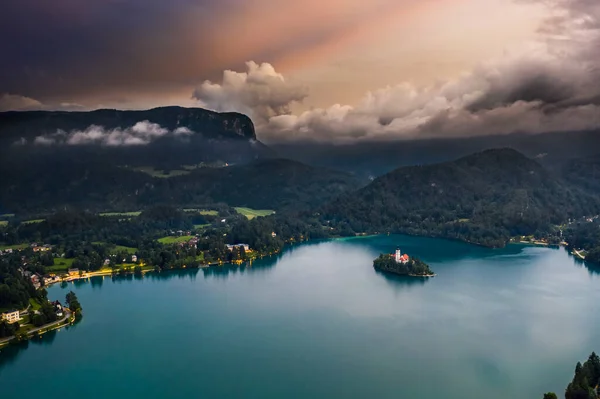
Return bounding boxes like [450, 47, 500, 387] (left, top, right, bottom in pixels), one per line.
[321, 149, 600, 247]
[0, 158, 362, 214]
[273, 130, 600, 178]
[560, 153, 600, 195]
[0, 106, 274, 169]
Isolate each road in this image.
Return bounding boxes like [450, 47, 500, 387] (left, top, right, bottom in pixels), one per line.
[0, 310, 72, 345]
[573, 248, 586, 260]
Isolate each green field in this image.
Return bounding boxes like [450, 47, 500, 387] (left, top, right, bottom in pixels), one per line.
[0, 214, 15, 218]
[158, 235, 195, 244]
[29, 298, 42, 311]
[22, 219, 44, 224]
[0, 243, 29, 251]
[92, 242, 138, 254]
[0, 221, 7, 227]
[99, 211, 142, 217]
[194, 224, 211, 230]
[135, 167, 190, 178]
[184, 209, 219, 216]
[234, 207, 275, 220]
[46, 258, 75, 272]
[115, 245, 138, 254]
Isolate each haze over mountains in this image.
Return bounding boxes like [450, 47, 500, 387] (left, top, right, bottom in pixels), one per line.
[1, 106, 599, 218]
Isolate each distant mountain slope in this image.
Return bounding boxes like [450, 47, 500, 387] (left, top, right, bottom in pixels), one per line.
[321, 149, 599, 247]
[0, 158, 362, 214]
[0, 106, 275, 167]
[272, 130, 600, 178]
[560, 153, 600, 195]
[0, 106, 256, 140]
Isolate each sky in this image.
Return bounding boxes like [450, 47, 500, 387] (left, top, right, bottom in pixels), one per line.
[1, 0, 599, 143]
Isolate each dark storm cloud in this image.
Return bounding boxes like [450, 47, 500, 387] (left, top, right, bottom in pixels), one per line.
[0, 0, 221, 101]
[0, 0, 409, 108]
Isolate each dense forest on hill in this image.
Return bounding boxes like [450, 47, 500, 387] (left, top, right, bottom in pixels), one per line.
[560, 154, 600, 195]
[0, 158, 361, 213]
[564, 219, 600, 265]
[320, 149, 600, 247]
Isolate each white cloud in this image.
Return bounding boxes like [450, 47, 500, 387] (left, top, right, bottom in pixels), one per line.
[203, 1, 600, 143]
[33, 121, 192, 146]
[193, 61, 308, 123]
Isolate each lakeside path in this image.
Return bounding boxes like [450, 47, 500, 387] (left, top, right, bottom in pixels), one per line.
[0, 310, 73, 348]
[573, 249, 586, 260]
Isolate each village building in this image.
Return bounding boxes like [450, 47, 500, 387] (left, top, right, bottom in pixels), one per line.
[131, 255, 138, 263]
[31, 274, 41, 289]
[68, 268, 80, 276]
[226, 244, 250, 251]
[1, 310, 20, 324]
[271, 232, 277, 238]
[393, 248, 410, 264]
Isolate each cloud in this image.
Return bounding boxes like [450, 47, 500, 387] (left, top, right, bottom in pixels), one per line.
[249, 0, 600, 143]
[193, 61, 308, 123]
[32, 121, 190, 146]
[0, 93, 43, 111]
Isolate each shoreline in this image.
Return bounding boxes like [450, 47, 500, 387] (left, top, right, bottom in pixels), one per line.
[0, 310, 75, 349]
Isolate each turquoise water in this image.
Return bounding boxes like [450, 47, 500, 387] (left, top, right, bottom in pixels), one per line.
[1, 235, 600, 398]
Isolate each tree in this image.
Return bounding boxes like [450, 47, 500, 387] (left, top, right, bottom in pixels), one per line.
[543, 393, 558, 399]
[65, 291, 82, 318]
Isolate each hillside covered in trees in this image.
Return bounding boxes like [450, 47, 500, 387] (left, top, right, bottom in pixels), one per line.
[320, 149, 600, 247]
[0, 158, 361, 213]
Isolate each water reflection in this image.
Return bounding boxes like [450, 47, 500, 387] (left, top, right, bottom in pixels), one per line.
[374, 269, 428, 289]
[90, 276, 104, 289]
[0, 330, 59, 375]
[577, 258, 600, 276]
[202, 256, 279, 279]
[145, 268, 200, 282]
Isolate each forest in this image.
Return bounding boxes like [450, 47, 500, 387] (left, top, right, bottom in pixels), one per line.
[320, 149, 600, 248]
[543, 352, 600, 399]
[0, 205, 333, 311]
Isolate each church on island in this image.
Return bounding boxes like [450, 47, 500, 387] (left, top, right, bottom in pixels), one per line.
[392, 248, 410, 264]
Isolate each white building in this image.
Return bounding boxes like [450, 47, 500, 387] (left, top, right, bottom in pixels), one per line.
[131, 255, 138, 263]
[226, 244, 250, 251]
[1, 310, 20, 324]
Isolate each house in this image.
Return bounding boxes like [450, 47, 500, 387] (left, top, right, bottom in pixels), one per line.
[44, 276, 60, 285]
[31, 274, 41, 289]
[4, 248, 13, 254]
[1, 310, 20, 324]
[271, 232, 277, 238]
[226, 244, 250, 251]
[53, 301, 64, 317]
[68, 268, 80, 276]
[104, 259, 111, 266]
[131, 255, 138, 263]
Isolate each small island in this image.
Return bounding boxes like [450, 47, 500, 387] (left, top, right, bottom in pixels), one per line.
[373, 248, 435, 277]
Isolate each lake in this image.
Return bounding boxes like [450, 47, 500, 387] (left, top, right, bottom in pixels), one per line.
[1, 235, 599, 398]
